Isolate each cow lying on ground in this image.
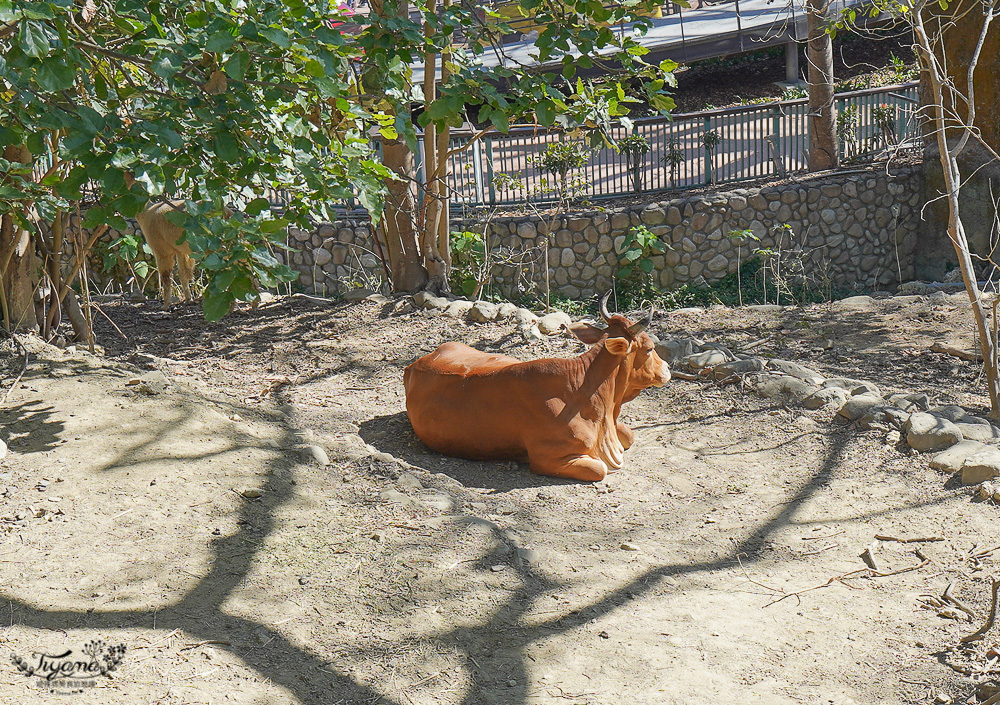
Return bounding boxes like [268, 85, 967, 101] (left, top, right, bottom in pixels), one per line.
[404, 292, 670, 481]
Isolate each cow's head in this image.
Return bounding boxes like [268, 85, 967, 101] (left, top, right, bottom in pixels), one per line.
[567, 292, 671, 396]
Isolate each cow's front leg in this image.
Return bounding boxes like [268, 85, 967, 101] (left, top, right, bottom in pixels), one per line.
[616, 421, 634, 450]
[528, 453, 608, 482]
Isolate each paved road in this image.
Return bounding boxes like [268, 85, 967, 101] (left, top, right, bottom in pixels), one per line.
[412, 0, 865, 83]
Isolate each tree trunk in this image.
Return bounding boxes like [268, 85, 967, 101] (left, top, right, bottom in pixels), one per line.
[380, 136, 429, 292]
[806, 0, 838, 170]
[0, 145, 39, 332]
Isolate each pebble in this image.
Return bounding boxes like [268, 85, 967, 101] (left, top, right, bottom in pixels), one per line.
[491, 565, 505, 572]
[620, 542, 640, 551]
[239, 487, 264, 499]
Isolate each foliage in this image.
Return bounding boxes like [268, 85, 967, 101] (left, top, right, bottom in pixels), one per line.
[530, 141, 592, 202]
[661, 140, 685, 188]
[0, 0, 394, 321]
[449, 230, 486, 297]
[701, 130, 721, 152]
[615, 133, 650, 193]
[781, 85, 809, 100]
[614, 224, 668, 307]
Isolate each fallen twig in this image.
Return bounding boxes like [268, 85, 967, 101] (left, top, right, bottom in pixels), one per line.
[875, 534, 945, 544]
[670, 370, 699, 381]
[181, 640, 231, 651]
[930, 341, 982, 362]
[942, 581, 977, 619]
[961, 576, 1000, 643]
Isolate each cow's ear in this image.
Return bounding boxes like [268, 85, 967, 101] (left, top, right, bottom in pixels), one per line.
[566, 322, 605, 344]
[604, 337, 631, 356]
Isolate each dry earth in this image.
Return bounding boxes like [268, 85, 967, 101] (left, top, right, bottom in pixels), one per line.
[0, 292, 998, 705]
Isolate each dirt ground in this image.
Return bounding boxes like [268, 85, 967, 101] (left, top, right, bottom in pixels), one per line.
[0, 292, 999, 705]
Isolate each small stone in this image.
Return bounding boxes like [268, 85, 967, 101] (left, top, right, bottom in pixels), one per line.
[711, 358, 765, 381]
[824, 378, 881, 397]
[620, 542, 640, 551]
[803, 387, 849, 411]
[412, 291, 434, 307]
[905, 412, 963, 453]
[962, 447, 1000, 484]
[468, 301, 499, 323]
[424, 296, 449, 310]
[343, 288, 376, 302]
[538, 311, 572, 335]
[889, 393, 931, 412]
[491, 565, 505, 572]
[298, 576, 310, 585]
[443, 300, 474, 318]
[300, 444, 330, 466]
[679, 349, 733, 371]
[397, 473, 423, 490]
[838, 394, 885, 421]
[885, 430, 901, 445]
[831, 295, 874, 311]
[496, 302, 518, 320]
[766, 360, 825, 385]
[794, 415, 817, 429]
[380, 488, 412, 505]
[239, 487, 264, 499]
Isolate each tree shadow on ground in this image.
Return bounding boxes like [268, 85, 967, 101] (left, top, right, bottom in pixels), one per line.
[0, 347, 941, 705]
[359, 411, 563, 492]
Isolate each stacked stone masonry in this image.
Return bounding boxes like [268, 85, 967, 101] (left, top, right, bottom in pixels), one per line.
[279, 166, 923, 299]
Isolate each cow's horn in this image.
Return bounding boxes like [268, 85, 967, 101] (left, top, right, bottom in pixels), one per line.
[599, 290, 613, 323]
[628, 306, 655, 335]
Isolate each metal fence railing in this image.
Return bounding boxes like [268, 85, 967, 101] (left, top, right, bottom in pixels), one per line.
[432, 81, 919, 209]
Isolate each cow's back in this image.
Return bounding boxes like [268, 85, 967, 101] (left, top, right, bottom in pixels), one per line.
[404, 342, 554, 460]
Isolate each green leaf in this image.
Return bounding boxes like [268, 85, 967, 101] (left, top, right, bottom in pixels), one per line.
[35, 61, 76, 92]
[81, 206, 107, 229]
[639, 258, 654, 273]
[304, 59, 324, 78]
[536, 101, 554, 126]
[206, 30, 236, 53]
[213, 133, 239, 162]
[185, 10, 208, 28]
[259, 218, 288, 234]
[245, 198, 270, 216]
[490, 111, 510, 133]
[224, 51, 249, 80]
[20, 20, 50, 58]
[203, 291, 234, 322]
[260, 26, 291, 48]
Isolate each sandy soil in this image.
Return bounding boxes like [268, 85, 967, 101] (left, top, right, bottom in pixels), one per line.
[0, 293, 998, 705]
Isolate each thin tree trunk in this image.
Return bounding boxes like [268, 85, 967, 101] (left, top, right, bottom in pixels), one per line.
[914, 8, 1000, 417]
[0, 145, 38, 332]
[806, 0, 838, 170]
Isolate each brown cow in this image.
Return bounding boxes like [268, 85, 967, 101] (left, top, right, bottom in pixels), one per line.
[135, 201, 196, 309]
[404, 292, 670, 481]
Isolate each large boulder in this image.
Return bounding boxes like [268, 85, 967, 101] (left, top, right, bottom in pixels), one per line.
[929, 440, 987, 473]
[468, 301, 499, 323]
[753, 375, 822, 405]
[766, 360, 825, 385]
[837, 394, 884, 421]
[679, 348, 734, 371]
[711, 358, 766, 381]
[803, 386, 849, 411]
[905, 412, 963, 452]
[537, 311, 572, 335]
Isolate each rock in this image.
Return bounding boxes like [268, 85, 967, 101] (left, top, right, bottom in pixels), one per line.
[343, 288, 376, 302]
[930, 440, 987, 472]
[766, 360, 825, 385]
[794, 415, 817, 429]
[365, 293, 390, 305]
[838, 394, 884, 421]
[412, 291, 434, 307]
[496, 302, 518, 320]
[443, 300, 474, 318]
[885, 430, 901, 445]
[823, 377, 881, 397]
[831, 295, 874, 311]
[520, 323, 544, 342]
[538, 311, 572, 335]
[961, 446, 1000, 484]
[955, 422, 1000, 442]
[654, 337, 701, 363]
[905, 412, 964, 452]
[418, 492, 453, 511]
[424, 296, 449, 310]
[300, 444, 330, 466]
[927, 405, 974, 423]
[897, 281, 934, 295]
[239, 487, 265, 499]
[711, 358, 766, 381]
[803, 387, 849, 410]
[746, 304, 783, 313]
[397, 472, 423, 490]
[0, 440, 7, 461]
[620, 542, 640, 551]
[679, 349, 734, 371]
[469, 301, 499, 323]
[858, 406, 910, 431]
[380, 488, 413, 505]
[754, 375, 822, 404]
[514, 308, 538, 325]
[889, 393, 931, 412]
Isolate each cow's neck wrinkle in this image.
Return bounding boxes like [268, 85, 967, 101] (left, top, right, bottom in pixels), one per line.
[572, 342, 627, 415]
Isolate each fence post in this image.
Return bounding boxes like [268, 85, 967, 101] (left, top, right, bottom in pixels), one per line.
[485, 136, 496, 206]
[472, 138, 485, 207]
[703, 116, 713, 185]
[632, 123, 643, 193]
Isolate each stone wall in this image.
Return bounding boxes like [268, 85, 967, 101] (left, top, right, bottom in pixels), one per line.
[280, 165, 924, 299]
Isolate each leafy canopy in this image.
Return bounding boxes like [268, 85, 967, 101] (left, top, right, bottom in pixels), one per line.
[0, 0, 677, 318]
